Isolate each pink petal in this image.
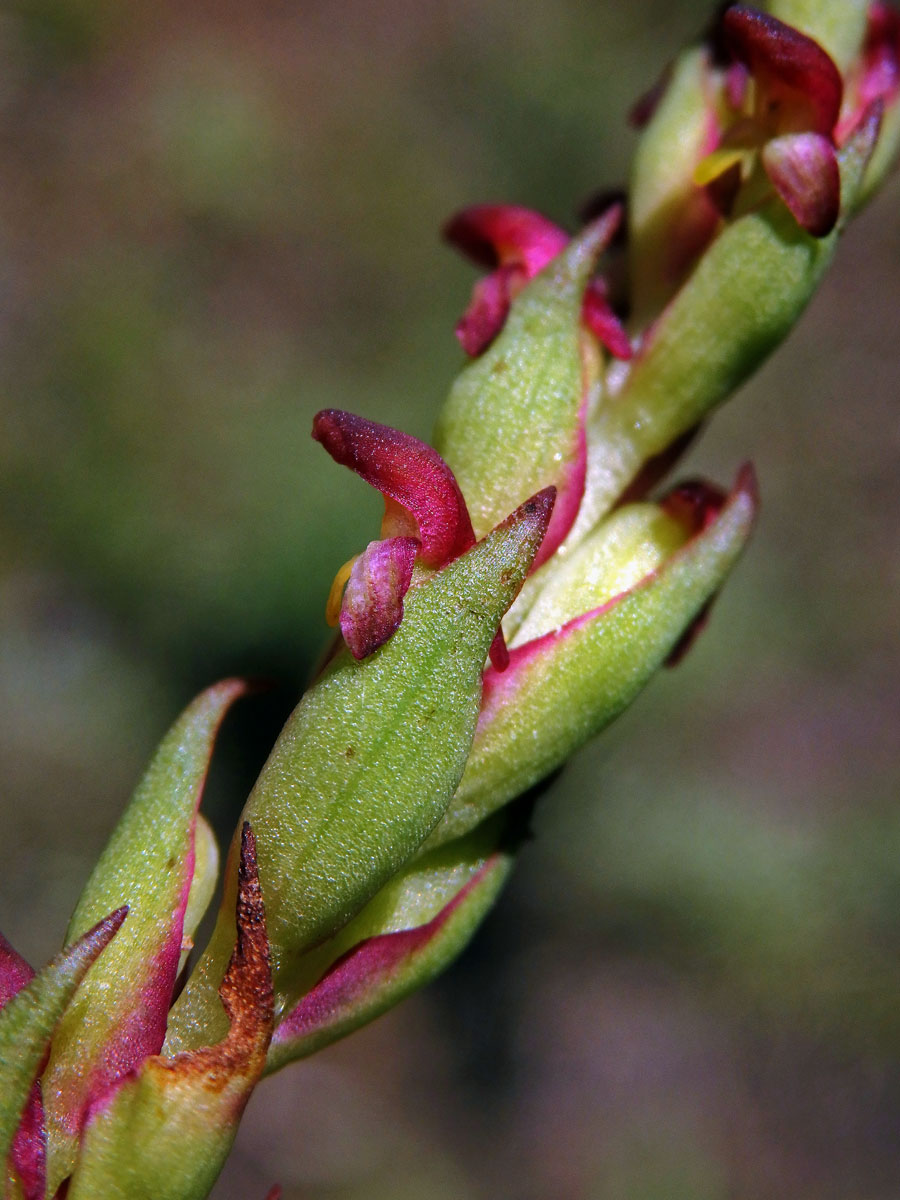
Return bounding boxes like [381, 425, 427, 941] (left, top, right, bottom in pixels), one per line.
[454, 262, 519, 356]
[723, 6, 843, 135]
[443, 204, 569, 276]
[582, 279, 632, 360]
[762, 131, 841, 236]
[11, 1085, 46, 1200]
[858, 2, 900, 107]
[312, 410, 476, 568]
[445, 206, 571, 357]
[340, 537, 418, 659]
[0, 932, 34, 1005]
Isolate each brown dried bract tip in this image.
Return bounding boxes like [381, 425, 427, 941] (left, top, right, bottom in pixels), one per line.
[218, 823, 274, 1056]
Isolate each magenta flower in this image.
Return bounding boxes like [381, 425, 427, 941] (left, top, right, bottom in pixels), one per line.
[443, 203, 631, 358]
[312, 408, 516, 668]
[837, 2, 900, 140]
[696, 5, 844, 236]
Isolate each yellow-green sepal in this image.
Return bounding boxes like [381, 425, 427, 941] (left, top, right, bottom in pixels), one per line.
[430, 468, 757, 848]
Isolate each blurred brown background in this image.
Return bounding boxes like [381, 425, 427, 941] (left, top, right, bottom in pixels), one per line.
[1, 1, 899, 1197]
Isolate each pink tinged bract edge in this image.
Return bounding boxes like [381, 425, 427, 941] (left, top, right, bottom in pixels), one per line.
[762, 131, 841, 236]
[529, 395, 585, 574]
[722, 6, 843, 135]
[479, 464, 758, 715]
[49, 678, 247, 1153]
[271, 861, 496, 1049]
[97, 682, 246, 1101]
[340, 536, 418, 659]
[1, 935, 46, 1200]
[312, 409, 476, 567]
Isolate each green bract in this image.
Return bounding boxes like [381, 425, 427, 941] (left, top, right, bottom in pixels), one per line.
[166, 493, 550, 1050]
[434, 222, 605, 534]
[43, 681, 244, 1190]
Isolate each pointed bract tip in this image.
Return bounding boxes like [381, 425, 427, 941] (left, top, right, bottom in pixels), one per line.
[95, 906, 129, 941]
[500, 485, 557, 540]
[735, 460, 760, 508]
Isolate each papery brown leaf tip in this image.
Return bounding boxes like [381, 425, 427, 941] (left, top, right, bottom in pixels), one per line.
[208, 823, 273, 1066]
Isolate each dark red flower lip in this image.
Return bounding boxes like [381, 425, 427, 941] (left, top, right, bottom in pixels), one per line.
[722, 6, 843, 135]
[312, 409, 475, 568]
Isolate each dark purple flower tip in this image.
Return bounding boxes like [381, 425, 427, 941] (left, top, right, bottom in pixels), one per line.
[629, 64, 674, 129]
[722, 6, 843, 136]
[339, 537, 418, 660]
[312, 409, 476, 568]
[761, 131, 841, 235]
[663, 462, 759, 666]
[659, 477, 728, 533]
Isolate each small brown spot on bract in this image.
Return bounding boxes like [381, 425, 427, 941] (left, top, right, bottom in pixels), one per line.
[165, 856, 176, 871]
[344, 745, 355, 758]
[491, 358, 508, 374]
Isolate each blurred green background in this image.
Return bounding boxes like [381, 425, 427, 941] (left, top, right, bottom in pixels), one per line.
[1, 1, 899, 1196]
